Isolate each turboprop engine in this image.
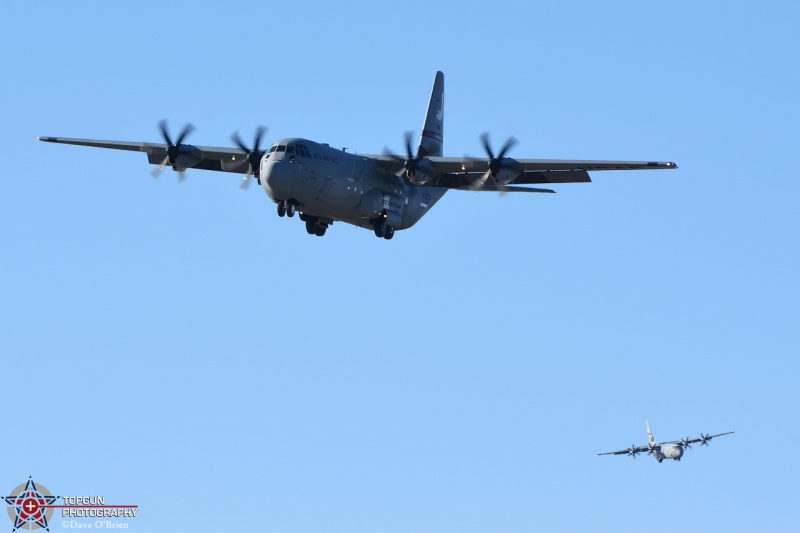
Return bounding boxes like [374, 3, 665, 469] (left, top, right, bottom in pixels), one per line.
[386, 132, 437, 185]
[405, 156, 435, 185]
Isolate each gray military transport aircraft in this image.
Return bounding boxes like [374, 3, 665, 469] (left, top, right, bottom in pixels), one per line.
[597, 420, 734, 463]
[38, 71, 676, 240]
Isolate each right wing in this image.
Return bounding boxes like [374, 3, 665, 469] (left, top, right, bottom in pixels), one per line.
[38, 137, 252, 174]
[596, 444, 651, 457]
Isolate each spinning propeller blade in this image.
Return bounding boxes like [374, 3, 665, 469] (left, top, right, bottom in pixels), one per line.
[231, 126, 268, 190]
[476, 133, 519, 193]
[152, 120, 195, 181]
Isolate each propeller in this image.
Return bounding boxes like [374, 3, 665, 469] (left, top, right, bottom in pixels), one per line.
[385, 131, 424, 180]
[481, 132, 518, 177]
[647, 443, 658, 456]
[152, 120, 195, 180]
[231, 126, 268, 190]
[680, 437, 693, 450]
[470, 133, 519, 192]
[699, 433, 712, 446]
[627, 445, 638, 459]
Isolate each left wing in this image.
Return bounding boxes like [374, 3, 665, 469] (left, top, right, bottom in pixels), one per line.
[369, 154, 677, 192]
[435, 156, 677, 173]
[38, 137, 251, 174]
[665, 431, 735, 447]
[431, 156, 676, 187]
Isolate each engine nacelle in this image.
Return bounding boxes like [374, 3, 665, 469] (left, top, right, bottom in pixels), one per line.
[406, 157, 435, 185]
[491, 164, 521, 186]
[172, 152, 201, 171]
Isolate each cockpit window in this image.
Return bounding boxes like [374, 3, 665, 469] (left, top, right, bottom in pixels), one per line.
[287, 146, 296, 155]
[276, 145, 286, 152]
[269, 146, 277, 153]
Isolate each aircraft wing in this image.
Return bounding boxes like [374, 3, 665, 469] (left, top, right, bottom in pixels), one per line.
[664, 431, 736, 446]
[368, 154, 676, 191]
[596, 444, 651, 456]
[432, 156, 675, 187]
[38, 137, 251, 174]
[436, 156, 676, 173]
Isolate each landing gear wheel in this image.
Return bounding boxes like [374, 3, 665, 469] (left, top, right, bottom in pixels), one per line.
[383, 226, 395, 240]
[277, 201, 286, 217]
[286, 202, 296, 218]
[374, 224, 386, 238]
[314, 224, 326, 237]
[305, 219, 317, 234]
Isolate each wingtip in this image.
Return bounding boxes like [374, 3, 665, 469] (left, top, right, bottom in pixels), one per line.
[648, 161, 678, 169]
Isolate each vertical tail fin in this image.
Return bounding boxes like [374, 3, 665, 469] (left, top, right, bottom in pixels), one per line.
[646, 420, 657, 446]
[417, 71, 444, 158]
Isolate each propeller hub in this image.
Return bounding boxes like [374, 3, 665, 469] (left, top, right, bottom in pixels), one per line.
[480, 133, 518, 182]
[488, 158, 501, 176]
[157, 120, 195, 168]
[166, 144, 180, 162]
[231, 126, 268, 179]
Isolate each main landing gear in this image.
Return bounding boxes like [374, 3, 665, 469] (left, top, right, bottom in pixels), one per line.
[304, 217, 327, 237]
[372, 219, 395, 240]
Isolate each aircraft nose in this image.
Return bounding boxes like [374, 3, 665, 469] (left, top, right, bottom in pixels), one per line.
[262, 161, 294, 199]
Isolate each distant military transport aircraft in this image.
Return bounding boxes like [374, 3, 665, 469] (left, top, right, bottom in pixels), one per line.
[597, 421, 734, 463]
[39, 72, 676, 240]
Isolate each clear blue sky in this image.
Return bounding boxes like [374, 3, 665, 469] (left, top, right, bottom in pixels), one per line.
[2, 1, 798, 531]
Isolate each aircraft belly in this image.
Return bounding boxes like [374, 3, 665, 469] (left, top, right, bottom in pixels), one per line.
[296, 173, 360, 223]
[401, 187, 447, 229]
[287, 157, 448, 233]
[663, 445, 682, 460]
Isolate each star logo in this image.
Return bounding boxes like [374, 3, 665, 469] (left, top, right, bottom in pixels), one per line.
[4, 478, 58, 532]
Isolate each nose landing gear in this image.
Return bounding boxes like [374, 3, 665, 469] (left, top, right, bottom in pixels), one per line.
[277, 200, 297, 218]
[277, 200, 327, 237]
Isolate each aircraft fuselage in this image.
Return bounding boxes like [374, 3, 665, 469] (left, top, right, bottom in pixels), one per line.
[260, 138, 446, 235]
[653, 443, 683, 462]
